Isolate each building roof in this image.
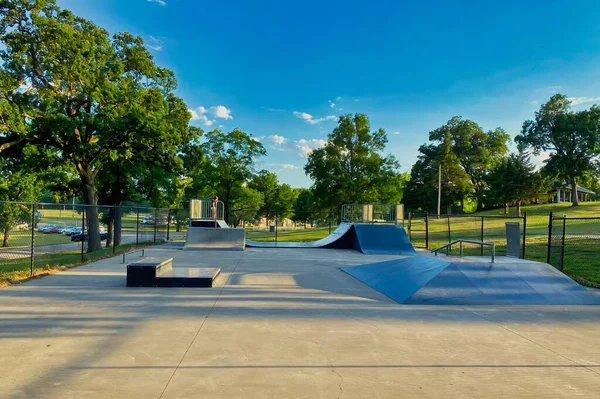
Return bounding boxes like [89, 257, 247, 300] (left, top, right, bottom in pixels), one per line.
[556, 185, 595, 194]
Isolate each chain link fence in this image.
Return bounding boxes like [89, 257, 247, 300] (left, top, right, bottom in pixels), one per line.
[407, 212, 528, 257]
[0, 201, 174, 282]
[547, 212, 600, 286]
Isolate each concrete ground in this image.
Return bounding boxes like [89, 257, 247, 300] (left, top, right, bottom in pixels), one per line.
[0, 244, 599, 398]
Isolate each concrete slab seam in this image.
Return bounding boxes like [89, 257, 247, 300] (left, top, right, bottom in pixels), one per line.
[158, 254, 244, 398]
[460, 305, 600, 376]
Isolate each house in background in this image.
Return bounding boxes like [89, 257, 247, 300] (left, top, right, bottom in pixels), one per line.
[550, 184, 595, 203]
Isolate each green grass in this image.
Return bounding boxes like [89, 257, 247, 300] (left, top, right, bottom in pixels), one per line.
[410, 202, 600, 287]
[0, 242, 151, 286]
[246, 226, 335, 242]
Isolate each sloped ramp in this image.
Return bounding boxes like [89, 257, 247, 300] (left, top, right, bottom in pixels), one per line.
[246, 223, 416, 254]
[342, 257, 600, 305]
[353, 224, 416, 255]
[245, 223, 355, 249]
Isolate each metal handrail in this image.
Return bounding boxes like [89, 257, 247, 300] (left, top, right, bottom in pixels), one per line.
[431, 239, 495, 263]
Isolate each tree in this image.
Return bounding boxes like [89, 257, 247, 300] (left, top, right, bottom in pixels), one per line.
[292, 189, 315, 227]
[487, 154, 548, 216]
[403, 142, 473, 214]
[0, 145, 42, 247]
[516, 94, 600, 206]
[229, 186, 263, 226]
[248, 170, 298, 221]
[200, 128, 266, 222]
[429, 117, 509, 210]
[305, 114, 401, 211]
[0, 0, 192, 251]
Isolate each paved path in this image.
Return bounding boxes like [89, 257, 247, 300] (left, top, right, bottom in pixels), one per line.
[0, 246, 599, 398]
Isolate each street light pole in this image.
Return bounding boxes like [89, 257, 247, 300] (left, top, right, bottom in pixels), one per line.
[437, 164, 441, 217]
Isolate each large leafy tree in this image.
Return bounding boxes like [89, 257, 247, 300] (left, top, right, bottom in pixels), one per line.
[0, 0, 192, 251]
[305, 114, 401, 211]
[248, 170, 298, 220]
[429, 117, 509, 210]
[487, 154, 548, 216]
[0, 145, 43, 247]
[403, 142, 473, 214]
[516, 94, 600, 206]
[198, 128, 266, 222]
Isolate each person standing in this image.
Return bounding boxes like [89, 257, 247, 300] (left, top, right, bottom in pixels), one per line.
[211, 196, 219, 220]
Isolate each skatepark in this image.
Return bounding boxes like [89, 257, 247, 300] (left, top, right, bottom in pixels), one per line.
[0, 202, 599, 398]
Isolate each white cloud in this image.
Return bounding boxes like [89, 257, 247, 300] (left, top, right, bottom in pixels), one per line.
[188, 105, 232, 126]
[265, 163, 299, 170]
[261, 107, 285, 112]
[147, 0, 167, 5]
[295, 138, 327, 158]
[293, 111, 337, 125]
[530, 100, 539, 105]
[147, 36, 163, 51]
[335, 96, 342, 101]
[188, 106, 215, 126]
[328, 100, 336, 108]
[211, 105, 233, 120]
[393, 131, 400, 135]
[568, 96, 600, 106]
[269, 134, 286, 145]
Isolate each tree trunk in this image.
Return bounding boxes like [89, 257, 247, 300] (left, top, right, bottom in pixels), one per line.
[2, 228, 9, 248]
[113, 206, 123, 246]
[504, 203, 509, 215]
[106, 213, 114, 248]
[570, 176, 579, 206]
[516, 200, 522, 217]
[446, 203, 452, 216]
[80, 171, 102, 252]
[460, 198, 465, 214]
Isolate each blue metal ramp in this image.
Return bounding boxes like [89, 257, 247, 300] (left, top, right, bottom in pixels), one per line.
[353, 224, 415, 255]
[342, 257, 600, 305]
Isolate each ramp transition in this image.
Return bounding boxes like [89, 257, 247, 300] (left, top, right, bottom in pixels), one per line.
[246, 223, 415, 255]
[342, 257, 600, 305]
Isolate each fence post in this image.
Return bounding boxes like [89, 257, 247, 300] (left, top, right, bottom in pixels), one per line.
[112, 208, 116, 255]
[328, 211, 332, 234]
[30, 203, 36, 277]
[167, 209, 171, 241]
[81, 206, 85, 262]
[136, 208, 140, 249]
[408, 212, 412, 240]
[546, 212, 553, 264]
[425, 212, 429, 249]
[522, 212, 527, 259]
[447, 214, 451, 244]
[275, 212, 279, 243]
[153, 208, 158, 243]
[480, 216, 484, 256]
[560, 215, 566, 272]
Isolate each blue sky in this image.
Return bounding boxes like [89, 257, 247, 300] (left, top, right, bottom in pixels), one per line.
[59, 0, 600, 187]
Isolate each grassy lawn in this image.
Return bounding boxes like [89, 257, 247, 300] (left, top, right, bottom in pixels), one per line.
[411, 202, 600, 287]
[0, 242, 151, 287]
[246, 226, 334, 242]
[0, 230, 72, 249]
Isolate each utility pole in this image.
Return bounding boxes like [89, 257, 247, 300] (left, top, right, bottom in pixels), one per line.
[437, 164, 442, 217]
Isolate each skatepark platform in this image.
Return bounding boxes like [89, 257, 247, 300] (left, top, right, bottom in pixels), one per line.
[246, 223, 415, 255]
[184, 226, 245, 251]
[126, 257, 220, 287]
[342, 255, 600, 305]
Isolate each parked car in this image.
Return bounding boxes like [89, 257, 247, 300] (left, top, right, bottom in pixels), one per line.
[41, 225, 58, 234]
[71, 231, 108, 242]
[37, 224, 51, 232]
[55, 226, 67, 234]
[64, 227, 82, 236]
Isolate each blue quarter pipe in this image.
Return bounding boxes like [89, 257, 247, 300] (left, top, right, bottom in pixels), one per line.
[245, 223, 415, 255]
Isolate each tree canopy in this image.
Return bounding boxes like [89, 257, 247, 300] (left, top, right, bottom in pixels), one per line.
[516, 94, 600, 206]
[0, 0, 195, 250]
[305, 114, 404, 211]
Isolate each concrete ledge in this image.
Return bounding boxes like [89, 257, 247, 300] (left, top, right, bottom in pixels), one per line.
[184, 227, 245, 251]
